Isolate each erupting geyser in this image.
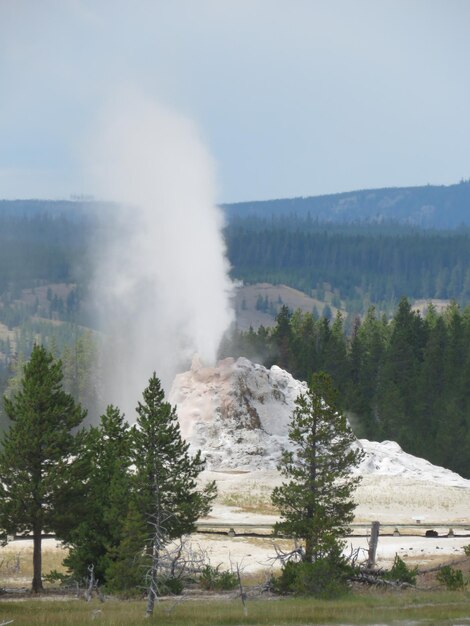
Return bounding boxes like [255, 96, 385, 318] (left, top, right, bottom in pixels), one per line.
[89, 92, 234, 417]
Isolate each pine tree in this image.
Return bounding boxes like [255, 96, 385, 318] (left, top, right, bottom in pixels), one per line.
[62, 330, 100, 420]
[273, 305, 293, 371]
[352, 306, 388, 437]
[322, 311, 348, 394]
[64, 405, 132, 584]
[0, 345, 87, 592]
[376, 297, 425, 444]
[131, 373, 216, 615]
[272, 372, 363, 563]
[416, 315, 446, 460]
[105, 507, 147, 595]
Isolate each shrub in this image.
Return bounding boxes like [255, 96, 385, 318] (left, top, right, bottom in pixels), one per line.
[158, 576, 184, 595]
[384, 555, 418, 585]
[43, 569, 76, 586]
[273, 554, 352, 598]
[437, 565, 466, 590]
[199, 565, 238, 591]
[272, 560, 299, 594]
[463, 544, 470, 557]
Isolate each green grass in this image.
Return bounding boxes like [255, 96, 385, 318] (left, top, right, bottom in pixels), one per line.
[2, 591, 470, 625]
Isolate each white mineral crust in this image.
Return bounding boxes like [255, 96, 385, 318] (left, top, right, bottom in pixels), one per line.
[169, 356, 470, 487]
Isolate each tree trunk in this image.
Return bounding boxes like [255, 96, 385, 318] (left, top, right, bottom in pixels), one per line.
[32, 525, 43, 593]
[145, 541, 159, 617]
[146, 474, 160, 618]
[305, 423, 317, 564]
[304, 535, 313, 563]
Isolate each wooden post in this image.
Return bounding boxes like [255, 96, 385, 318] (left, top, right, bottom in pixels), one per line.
[367, 521, 380, 568]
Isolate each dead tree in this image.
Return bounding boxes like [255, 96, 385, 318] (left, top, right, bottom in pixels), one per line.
[84, 564, 104, 603]
[234, 561, 248, 617]
[159, 537, 208, 581]
[270, 539, 305, 566]
[145, 512, 169, 617]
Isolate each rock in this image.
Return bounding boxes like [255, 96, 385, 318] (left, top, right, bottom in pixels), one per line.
[169, 356, 305, 470]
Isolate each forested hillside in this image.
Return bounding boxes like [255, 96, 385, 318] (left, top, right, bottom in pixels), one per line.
[225, 182, 470, 314]
[225, 220, 470, 313]
[224, 180, 470, 228]
[0, 208, 102, 430]
[220, 299, 470, 478]
[3, 209, 470, 322]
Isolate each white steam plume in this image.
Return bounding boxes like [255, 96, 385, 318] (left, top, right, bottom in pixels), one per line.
[89, 93, 234, 417]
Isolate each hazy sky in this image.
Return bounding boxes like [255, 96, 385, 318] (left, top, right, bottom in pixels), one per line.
[1, 0, 469, 202]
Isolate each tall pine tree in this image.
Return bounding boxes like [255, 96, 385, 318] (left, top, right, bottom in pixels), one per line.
[64, 405, 132, 584]
[0, 345, 87, 592]
[272, 372, 363, 563]
[128, 373, 216, 615]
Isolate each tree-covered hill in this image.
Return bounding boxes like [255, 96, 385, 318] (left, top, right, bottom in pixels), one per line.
[223, 180, 470, 229]
[225, 224, 470, 314]
[4, 180, 470, 229]
[0, 198, 113, 219]
[2, 193, 470, 320]
[222, 180, 470, 314]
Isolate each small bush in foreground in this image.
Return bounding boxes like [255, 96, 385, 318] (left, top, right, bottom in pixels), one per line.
[158, 575, 185, 595]
[199, 565, 238, 591]
[384, 555, 418, 585]
[437, 565, 466, 590]
[273, 553, 352, 598]
[463, 544, 470, 557]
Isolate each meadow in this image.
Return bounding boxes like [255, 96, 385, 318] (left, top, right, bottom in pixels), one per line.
[2, 591, 470, 625]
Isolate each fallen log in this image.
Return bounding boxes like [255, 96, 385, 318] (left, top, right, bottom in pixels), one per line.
[351, 573, 415, 589]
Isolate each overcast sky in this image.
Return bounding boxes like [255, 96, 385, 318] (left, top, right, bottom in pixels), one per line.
[1, 0, 469, 202]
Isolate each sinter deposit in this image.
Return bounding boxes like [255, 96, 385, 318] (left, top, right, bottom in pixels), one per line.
[170, 356, 470, 487]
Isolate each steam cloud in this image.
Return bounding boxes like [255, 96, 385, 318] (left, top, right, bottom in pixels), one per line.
[89, 93, 234, 417]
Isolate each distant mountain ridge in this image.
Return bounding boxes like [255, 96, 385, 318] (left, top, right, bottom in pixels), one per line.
[2, 181, 470, 229]
[0, 199, 114, 221]
[223, 181, 470, 229]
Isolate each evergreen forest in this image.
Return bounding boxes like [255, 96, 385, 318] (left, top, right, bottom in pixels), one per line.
[226, 217, 470, 313]
[1, 189, 470, 477]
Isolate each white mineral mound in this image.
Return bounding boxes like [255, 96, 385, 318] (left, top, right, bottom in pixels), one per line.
[170, 356, 305, 470]
[169, 356, 470, 487]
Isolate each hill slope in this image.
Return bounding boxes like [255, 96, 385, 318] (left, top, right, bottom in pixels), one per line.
[3, 181, 470, 229]
[223, 181, 470, 229]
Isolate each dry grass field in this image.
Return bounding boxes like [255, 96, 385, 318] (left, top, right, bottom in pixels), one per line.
[0, 539, 68, 589]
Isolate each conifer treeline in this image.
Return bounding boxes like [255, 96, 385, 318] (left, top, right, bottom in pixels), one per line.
[225, 221, 470, 310]
[0, 213, 92, 292]
[220, 299, 470, 478]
